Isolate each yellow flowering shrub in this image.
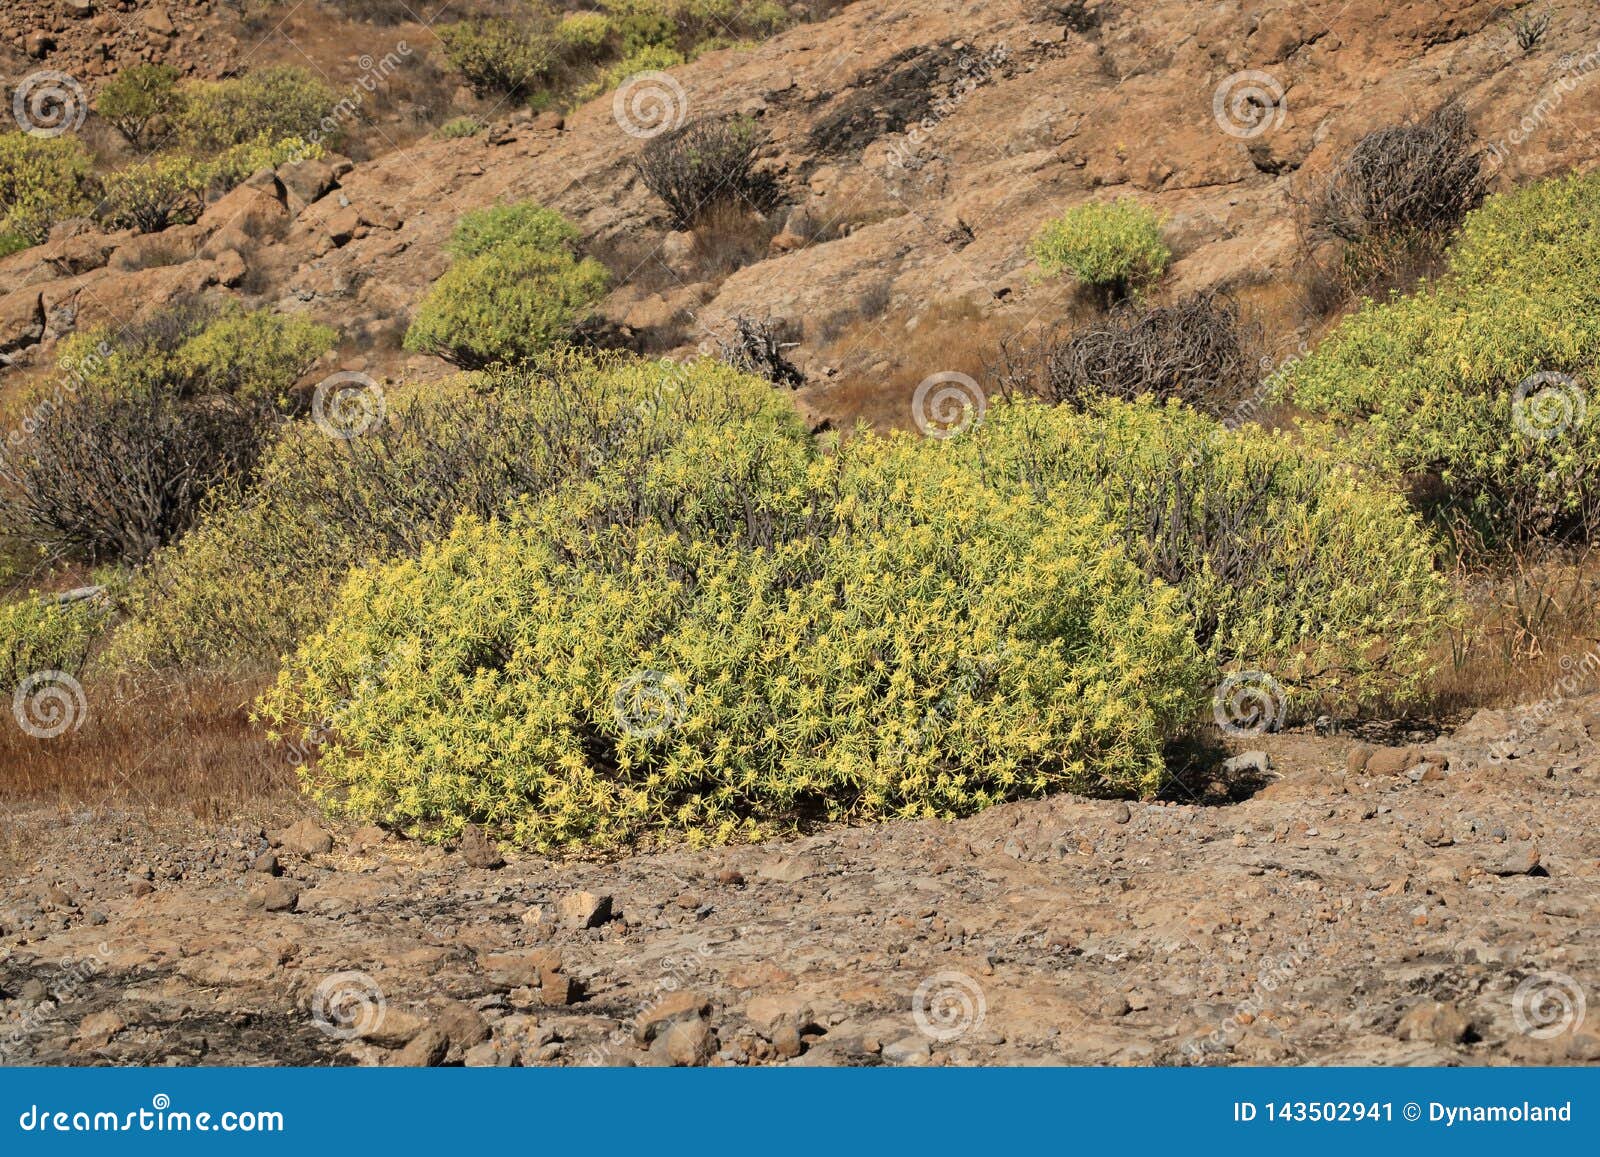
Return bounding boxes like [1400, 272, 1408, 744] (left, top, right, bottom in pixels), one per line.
[259, 430, 1206, 849]
[0, 132, 96, 246]
[1, 594, 110, 688]
[1280, 171, 1600, 552]
[960, 398, 1456, 708]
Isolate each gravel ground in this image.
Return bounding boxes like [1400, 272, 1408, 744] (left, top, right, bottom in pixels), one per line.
[1, 697, 1596, 1067]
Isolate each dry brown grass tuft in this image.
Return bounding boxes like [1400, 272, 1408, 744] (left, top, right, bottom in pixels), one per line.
[806, 282, 1100, 432]
[1428, 551, 1600, 716]
[0, 673, 298, 819]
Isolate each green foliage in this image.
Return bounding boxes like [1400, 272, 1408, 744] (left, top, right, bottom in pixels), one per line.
[174, 308, 336, 408]
[96, 154, 206, 233]
[437, 18, 557, 98]
[109, 354, 806, 671]
[1029, 198, 1171, 305]
[0, 594, 110, 689]
[404, 207, 609, 368]
[445, 200, 580, 259]
[962, 399, 1457, 708]
[95, 63, 182, 151]
[258, 422, 1207, 850]
[202, 134, 322, 195]
[600, 0, 678, 53]
[0, 132, 97, 245]
[1280, 171, 1600, 552]
[435, 116, 486, 139]
[177, 67, 340, 154]
[555, 11, 615, 58]
[0, 232, 30, 260]
[574, 44, 685, 103]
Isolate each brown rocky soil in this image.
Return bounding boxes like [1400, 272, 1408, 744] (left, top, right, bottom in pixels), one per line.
[2, 699, 1596, 1066]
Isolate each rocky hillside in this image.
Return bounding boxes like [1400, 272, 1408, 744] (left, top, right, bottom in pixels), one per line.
[5, 0, 1600, 429]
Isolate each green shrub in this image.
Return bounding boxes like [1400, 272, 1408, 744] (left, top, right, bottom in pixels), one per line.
[435, 116, 486, 139]
[445, 200, 580, 259]
[556, 11, 615, 58]
[177, 67, 341, 154]
[1029, 198, 1170, 306]
[258, 427, 1207, 849]
[96, 155, 206, 233]
[601, 0, 678, 53]
[201, 134, 322, 195]
[438, 18, 557, 98]
[574, 44, 686, 104]
[54, 305, 333, 405]
[1280, 171, 1600, 552]
[404, 230, 609, 368]
[174, 308, 336, 408]
[0, 232, 31, 260]
[108, 354, 806, 671]
[0, 132, 97, 245]
[963, 398, 1457, 709]
[95, 63, 183, 151]
[0, 594, 111, 689]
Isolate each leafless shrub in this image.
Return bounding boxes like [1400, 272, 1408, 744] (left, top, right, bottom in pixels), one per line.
[1307, 99, 1486, 248]
[0, 380, 276, 564]
[1512, 9, 1551, 53]
[1298, 99, 1485, 308]
[714, 315, 804, 388]
[634, 116, 780, 231]
[1045, 0, 1108, 34]
[993, 290, 1254, 415]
